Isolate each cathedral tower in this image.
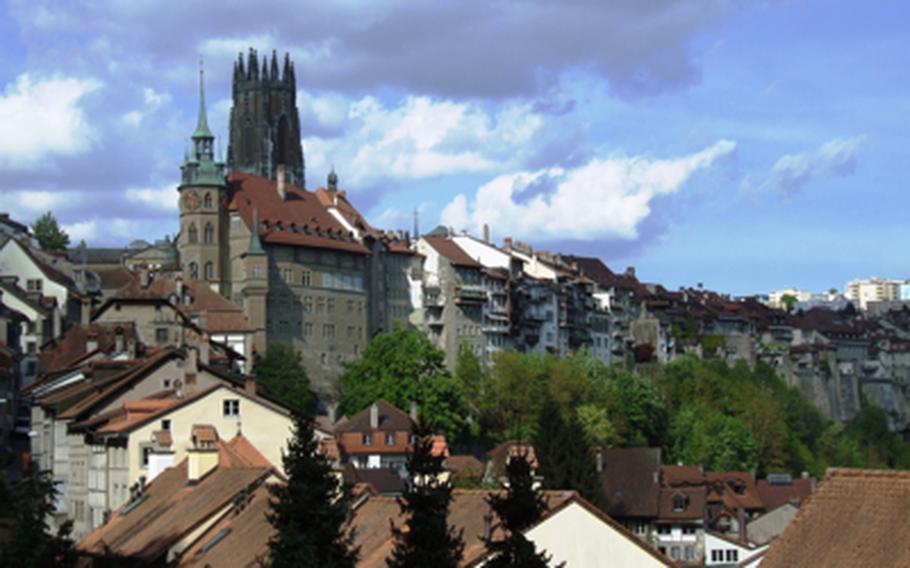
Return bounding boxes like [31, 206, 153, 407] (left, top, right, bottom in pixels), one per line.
[178, 64, 228, 290]
[227, 48, 305, 188]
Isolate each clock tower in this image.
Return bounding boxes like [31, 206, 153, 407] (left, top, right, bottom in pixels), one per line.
[177, 64, 228, 292]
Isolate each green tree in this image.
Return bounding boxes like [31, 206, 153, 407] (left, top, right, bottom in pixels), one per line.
[32, 211, 70, 251]
[670, 407, 759, 471]
[480, 351, 549, 441]
[254, 344, 312, 409]
[0, 463, 76, 567]
[454, 342, 487, 434]
[266, 399, 358, 567]
[484, 451, 554, 568]
[339, 327, 465, 434]
[534, 399, 604, 506]
[387, 419, 464, 568]
[779, 294, 798, 313]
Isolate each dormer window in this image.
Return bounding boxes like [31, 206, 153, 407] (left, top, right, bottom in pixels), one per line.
[672, 492, 689, 513]
[363, 433, 373, 447]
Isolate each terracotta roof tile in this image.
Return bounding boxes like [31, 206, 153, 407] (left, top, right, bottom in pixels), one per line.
[761, 468, 910, 568]
[599, 447, 661, 519]
[335, 400, 413, 433]
[192, 424, 219, 444]
[755, 476, 814, 510]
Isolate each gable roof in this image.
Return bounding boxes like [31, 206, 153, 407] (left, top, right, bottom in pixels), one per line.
[761, 468, 910, 568]
[38, 322, 138, 375]
[335, 400, 413, 433]
[755, 475, 814, 510]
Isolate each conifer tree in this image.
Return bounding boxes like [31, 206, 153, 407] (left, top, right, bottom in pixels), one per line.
[387, 419, 464, 568]
[484, 450, 554, 567]
[32, 211, 70, 251]
[534, 398, 604, 506]
[266, 398, 358, 567]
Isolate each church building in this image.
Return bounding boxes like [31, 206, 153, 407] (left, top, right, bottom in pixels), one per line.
[177, 48, 419, 396]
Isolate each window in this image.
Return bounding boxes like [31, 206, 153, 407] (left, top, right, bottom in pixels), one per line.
[363, 433, 373, 447]
[223, 399, 240, 417]
[347, 299, 354, 313]
[711, 550, 722, 562]
[204, 262, 214, 280]
[386, 433, 395, 446]
[282, 268, 293, 283]
[27, 342, 36, 355]
[669, 547, 680, 560]
[304, 322, 313, 337]
[672, 492, 688, 512]
[204, 192, 213, 208]
[252, 265, 262, 279]
[303, 296, 313, 312]
[327, 298, 335, 313]
[26, 279, 42, 293]
[161, 419, 171, 431]
[684, 547, 694, 561]
[188, 223, 198, 244]
[302, 270, 311, 286]
[682, 525, 696, 535]
[189, 262, 199, 279]
[726, 550, 738, 562]
[320, 353, 327, 365]
[323, 324, 335, 338]
[140, 444, 153, 468]
[347, 326, 354, 339]
[657, 525, 671, 535]
[316, 297, 325, 313]
[204, 223, 214, 244]
[155, 328, 168, 344]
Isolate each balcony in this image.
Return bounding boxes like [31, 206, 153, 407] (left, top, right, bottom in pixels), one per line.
[455, 285, 487, 304]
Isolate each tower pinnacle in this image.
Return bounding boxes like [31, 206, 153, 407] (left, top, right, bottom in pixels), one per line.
[193, 59, 213, 140]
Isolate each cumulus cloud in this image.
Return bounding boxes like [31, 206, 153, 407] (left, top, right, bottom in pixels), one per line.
[766, 136, 865, 196]
[305, 95, 547, 188]
[0, 74, 101, 167]
[126, 184, 180, 211]
[441, 140, 736, 241]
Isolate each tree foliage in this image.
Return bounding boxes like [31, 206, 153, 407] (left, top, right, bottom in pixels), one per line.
[534, 399, 604, 507]
[32, 211, 70, 251]
[339, 327, 465, 434]
[484, 451, 554, 568]
[266, 399, 358, 568]
[387, 419, 464, 568]
[0, 463, 76, 567]
[254, 343, 312, 409]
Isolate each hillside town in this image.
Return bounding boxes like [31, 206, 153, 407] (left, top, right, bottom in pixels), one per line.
[2, 49, 909, 568]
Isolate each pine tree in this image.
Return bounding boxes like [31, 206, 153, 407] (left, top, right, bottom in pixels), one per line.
[387, 419, 464, 568]
[0, 463, 76, 567]
[266, 398, 358, 568]
[534, 398, 604, 506]
[32, 211, 70, 251]
[484, 450, 554, 567]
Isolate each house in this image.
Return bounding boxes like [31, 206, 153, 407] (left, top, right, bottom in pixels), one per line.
[485, 440, 538, 484]
[703, 531, 767, 566]
[745, 502, 799, 546]
[77, 429, 278, 565]
[335, 400, 428, 476]
[761, 468, 910, 568]
[597, 447, 661, 539]
[754, 472, 814, 511]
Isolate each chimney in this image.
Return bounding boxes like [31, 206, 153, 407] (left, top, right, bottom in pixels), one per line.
[187, 435, 219, 483]
[81, 297, 92, 325]
[410, 401, 418, 423]
[114, 328, 124, 353]
[504, 236, 512, 249]
[596, 450, 603, 473]
[139, 269, 150, 289]
[625, 266, 636, 278]
[482, 511, 493, 543]
[737, 506, 746, 543]
[185, 348, 198, 394]
[244, 374, 257, 396]
[483, 224, 490, 244]
[175, 275, 184, 299]
[276, 164, 287, 201]
[199, 335, 210, 366]
[369, 402, 379, 429]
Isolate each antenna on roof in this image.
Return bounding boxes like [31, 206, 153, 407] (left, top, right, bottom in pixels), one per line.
[413, 207, 419, 239]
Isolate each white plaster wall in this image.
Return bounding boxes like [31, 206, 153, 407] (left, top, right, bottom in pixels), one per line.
[524, 502, 669, 568]
[0, 240, 69, 307]
[452, 236, 510, 269]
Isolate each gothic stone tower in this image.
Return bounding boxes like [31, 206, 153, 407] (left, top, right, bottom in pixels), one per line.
[178, 66, 228, 291]
[227, 48, 305, 188]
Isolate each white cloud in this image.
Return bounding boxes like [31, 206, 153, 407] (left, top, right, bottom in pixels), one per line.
[199, 34, 276, 58]
[766, 136, 865, 196]
[126, 184, 179, 211]
[62, 219, 98, 242]
[441, 140, 736, 241]
[304, 95, 546, 187]
[0, 74, 101, 167]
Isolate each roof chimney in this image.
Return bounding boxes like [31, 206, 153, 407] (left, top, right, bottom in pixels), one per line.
[625, 266, 636, 278]
[369, 402, 379, 429]
[276, 164, 287, 201]
[483, 224, 490, 244]
[244, 373, 257, 396]
[139, 269, 150, 289]
[185, 347, 198, 395]
[504, 237, 512, 249]
[187, 426, 219, 483]
[81, 297, 92, 325]
[175, 275, 184, 299]
[114, 328, 124, 353]
[409, 401, 418, 423]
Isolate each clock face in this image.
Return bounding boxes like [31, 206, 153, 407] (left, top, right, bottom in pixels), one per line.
[183, 190, 201, 211]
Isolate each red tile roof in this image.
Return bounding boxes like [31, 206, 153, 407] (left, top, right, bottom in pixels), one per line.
[756, 476, 814, 510]
[599, 447, 661, 519]
[761, 468, 910, 568]
[227, 172, 369, 255]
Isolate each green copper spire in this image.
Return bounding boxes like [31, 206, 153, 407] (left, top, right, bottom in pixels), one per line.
[193, 60, 213, 140]
[246, 208, 266, 256]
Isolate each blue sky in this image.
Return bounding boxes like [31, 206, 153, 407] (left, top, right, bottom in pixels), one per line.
[0, 0, 905, 295]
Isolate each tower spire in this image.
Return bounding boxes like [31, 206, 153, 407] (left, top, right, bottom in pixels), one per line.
[193, 59, 213, 139]
[247, 208, 266, 256]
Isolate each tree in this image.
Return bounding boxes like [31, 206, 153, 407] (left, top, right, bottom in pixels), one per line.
[266, 399, 358, 567]
[779, 294, 798, 313]
[0, 463, 76, 567]
[32, 211, 70, 251]
[388, 419, 464, 568]
[484, 451, 554, 568]
[534, 399, 604, 506]
[254, 344, 312, 409]
[339, 327, 465, 434]
[454, 342, 487, 427]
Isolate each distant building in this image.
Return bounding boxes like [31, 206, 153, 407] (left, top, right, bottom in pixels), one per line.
[768, 288, 813, 309]
[845, 277, 901, 310]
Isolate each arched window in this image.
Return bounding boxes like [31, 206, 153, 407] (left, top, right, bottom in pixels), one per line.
[204, 262, 214, 281]
[187, 223, 198, 244]
[188, 262, 198, 279]
[203, 223, 214, 244]
[203, 192, 212, 209]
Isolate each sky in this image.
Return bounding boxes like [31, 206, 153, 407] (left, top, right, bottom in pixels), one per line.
[0, 0, 906, 296]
